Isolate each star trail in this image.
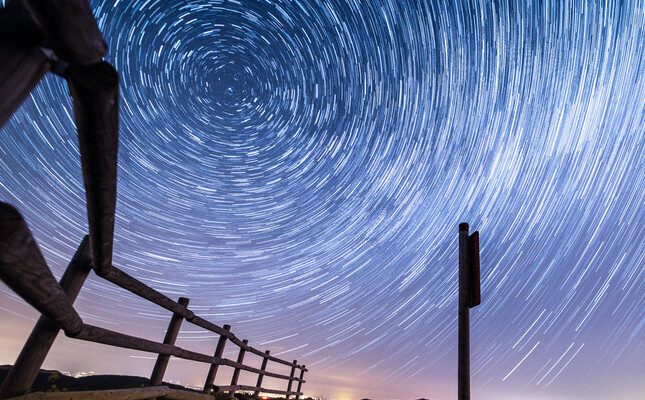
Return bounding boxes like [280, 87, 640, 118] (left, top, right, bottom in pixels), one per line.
[1, 1, 644, 399]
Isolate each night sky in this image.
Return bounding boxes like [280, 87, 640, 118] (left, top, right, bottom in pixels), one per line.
[1, 0, 644, 399]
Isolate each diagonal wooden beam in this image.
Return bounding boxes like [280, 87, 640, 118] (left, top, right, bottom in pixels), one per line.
[0, 235, 92, 398]
[20, 0, 106, 65]
[0, 203, 84, 335]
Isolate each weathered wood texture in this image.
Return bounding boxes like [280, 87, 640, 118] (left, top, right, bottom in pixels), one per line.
[0, 236, 92, 398]
[70, 324, 226, 366]
[149, 297, 190, 386]
[0, 0, 48, 128]
[228, 340, 248, 398]
[20, 0, 106, 64]
[102, 267, 194, 320]
[295, 366, 305, 400]
[253, 350, 270, 395]
[5, 386, 214, 400]
[215, 385, 302, 397]
[202, 324, 230, 393]
[285, 361, 297, 400]
[164, 389, 214, 400]
[0, 203, 83, 335]
[67, 62, 119, 277]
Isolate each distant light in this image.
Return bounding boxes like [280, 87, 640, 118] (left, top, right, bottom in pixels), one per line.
[261, 396, 269, 400]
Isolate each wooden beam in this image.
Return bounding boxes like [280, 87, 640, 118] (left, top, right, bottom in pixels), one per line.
[228, 340, 248, 399]
[295, 366, 305, 400]
[8, 386, 170, 400]
[101, 266, 194, 320]
[67, 62, 119, 277]
[202, 324, 230, 393]
[70, 324, 227, 367]
[0, 0, 48, 128]
[285, 360, 297, 400]
[253, 350, 270, 396]
[215, 386, 302, 397]
[150, 297, 190, 386]
[0, 236, 92, 398]
[0, 203, 83, 335]
[20, 0, 106, 65]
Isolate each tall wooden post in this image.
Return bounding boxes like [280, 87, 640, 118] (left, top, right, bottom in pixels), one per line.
[458, 223, 481, 400]
[295, 366, 305, 400]
[149, 297, 190, 386]
[285, 360, 297, 400]
[229, 340, 248, 399]
[0, 235, 92, 398]
[253, 350, 270, 396]
[67, 61, 119, 277]
[203, 324, 230, 393]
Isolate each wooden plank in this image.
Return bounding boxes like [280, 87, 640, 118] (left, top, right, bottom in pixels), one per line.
[222, 359, 294, 382]
[0, 236, 92, 398]
[101, 266, 194, 320]
[67, 62, 119, 277]
[70, 324, 228, 367]
[21, 0, 106, 64]
[165, 388, 215, 400]
[0, 203, 83, 335]
[243, 344, 305, 370]
[9, 386, 169, 400]
[150, 297, 190, 386]
[188, 315, 233, 338]
[215, 386, 302, 396]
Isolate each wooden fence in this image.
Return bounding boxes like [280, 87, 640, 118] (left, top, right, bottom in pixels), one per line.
[0, 222, 307, 399]
[0, 0, 307, 399]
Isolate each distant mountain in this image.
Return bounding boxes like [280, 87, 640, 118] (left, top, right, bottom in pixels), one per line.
[0, 365, 192, 393]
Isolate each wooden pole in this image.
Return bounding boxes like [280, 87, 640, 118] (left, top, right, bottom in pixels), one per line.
[285, 360, 297, 400]
[0, 0, 49, 128]
[149, 297, 190, 386]
[458, 222, 470, 400]
[295, 367, 305, 400]
[0, 235, 92, 398]
[66, 62, 119, 277]
[253, 350, 270, 396]
[203, 325, 231, 393]
[20, 0, 106, 65]
[229, 340, 248, 399]
[0, 203, 84, 335]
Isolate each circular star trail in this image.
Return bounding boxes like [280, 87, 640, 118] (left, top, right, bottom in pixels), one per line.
[1, 1, 644, 399]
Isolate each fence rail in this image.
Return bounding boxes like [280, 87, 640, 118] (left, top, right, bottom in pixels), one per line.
[0, 1, 307, 398]
[0, 209, 308, 399]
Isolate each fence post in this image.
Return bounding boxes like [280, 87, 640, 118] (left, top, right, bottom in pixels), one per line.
[67, 61, 119, 277]
[253, 350, 270, 396]
[0, 235, 92, 398]
[295, 366, 305, 400]
[229, 339, 248, 399]
[203, 324, 230, 393]
[285, 360, 297, 400]
[149, 297, 190, 386]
